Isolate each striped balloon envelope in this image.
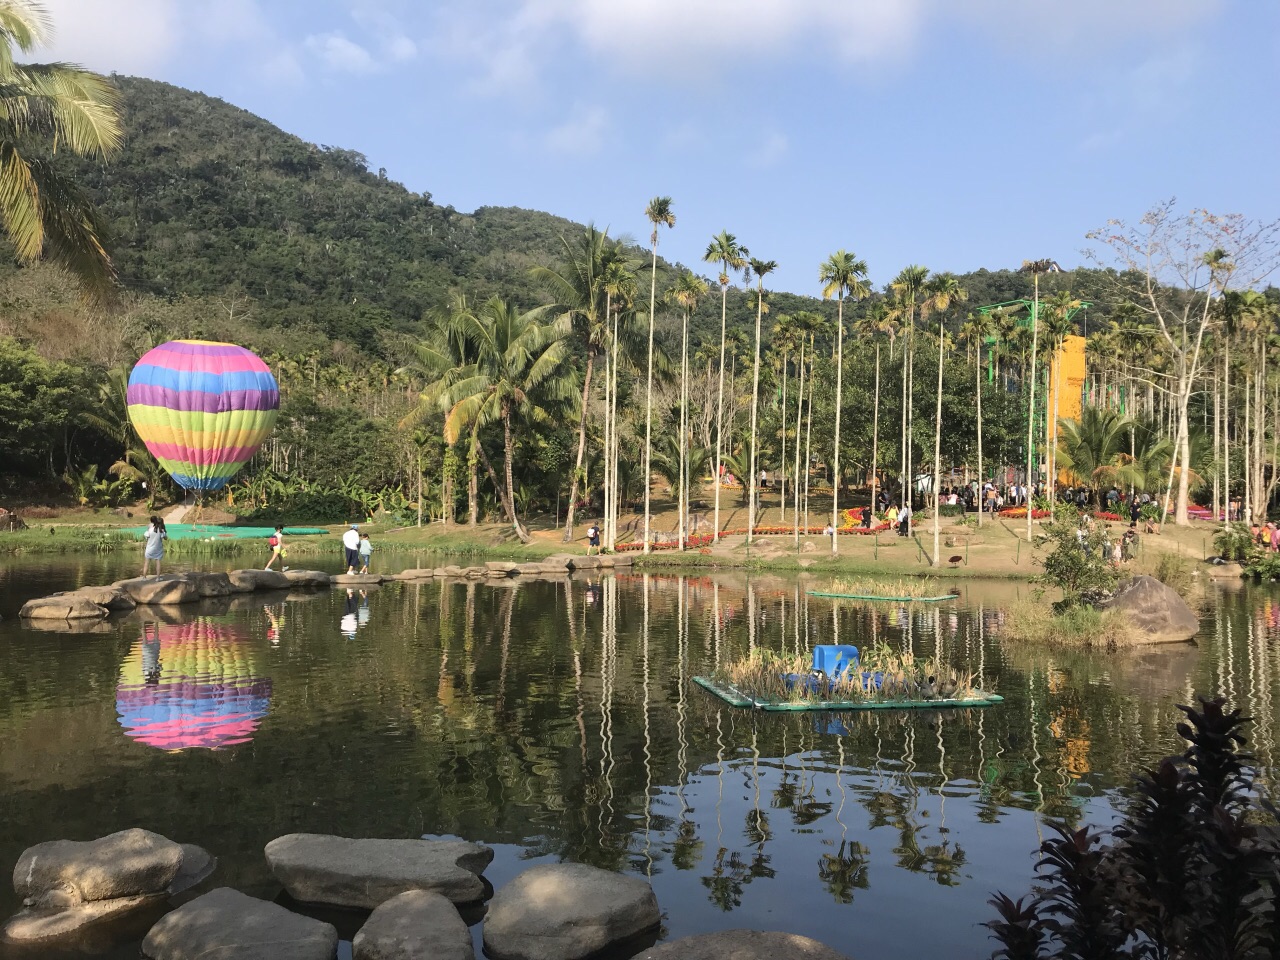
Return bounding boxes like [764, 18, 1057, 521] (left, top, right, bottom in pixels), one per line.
[126, 340, 279, 491]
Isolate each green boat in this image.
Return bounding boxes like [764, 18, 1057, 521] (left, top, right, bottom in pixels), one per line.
[693, 675, 1004, 712]
[806, 590, 960, 603]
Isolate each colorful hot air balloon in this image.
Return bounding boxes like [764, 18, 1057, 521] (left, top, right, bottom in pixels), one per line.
[116, 620, 273, 750]
[126, 340, 279, 491]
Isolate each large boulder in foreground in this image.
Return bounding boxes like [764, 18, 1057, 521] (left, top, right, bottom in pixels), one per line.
[636, 930, 852, 959]
[482, 863, 660, 960]
[1099, 574, 1200, 643]
[352, 890, 473, 960]
[142, 887, 337, 960]
[13, 828, 183, 905]
[265, 834, 493, 909]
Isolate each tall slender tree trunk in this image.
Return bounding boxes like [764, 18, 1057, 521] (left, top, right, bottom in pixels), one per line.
[831, 296, 845, 555]
[608, 306, 620, 549]
[900, 338, 909, 507]
[793, 336, 805, 544]
[975, 341, 984, 529]
[932, 317, 945, 566]
[562, 354, 594, 541]
[1222, 349, 1230, 525]
[780, 349, 788, 524]
[713, 285, 728, 542]
[679, 307, 689, 550]
[804, 346, 814, 534]
[748, 286, 764, 543]
[642, 244, 658, 554]
[467, 440, 479, 526]
[501, 410, 530, 542]
[1025, 278, 1040, 543]
[870, 343, 881, 519]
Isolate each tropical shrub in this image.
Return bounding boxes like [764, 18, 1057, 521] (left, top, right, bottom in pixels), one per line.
[1033, 507, 1120, 610]
[1214, 522, 1255, 563]
[985, 699, 1278, 960]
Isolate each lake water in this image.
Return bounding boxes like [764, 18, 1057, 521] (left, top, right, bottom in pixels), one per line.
[1, 558, 1276, 960]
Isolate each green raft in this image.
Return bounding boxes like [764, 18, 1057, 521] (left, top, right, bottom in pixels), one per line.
[806, 590, 960, 603]
[693, 675, 1004, 712]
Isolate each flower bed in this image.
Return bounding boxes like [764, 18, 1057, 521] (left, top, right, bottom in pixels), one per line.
[998, 507, 1050, 519]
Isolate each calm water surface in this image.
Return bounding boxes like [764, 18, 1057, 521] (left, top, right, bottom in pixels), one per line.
[1, 558, 1277, 960]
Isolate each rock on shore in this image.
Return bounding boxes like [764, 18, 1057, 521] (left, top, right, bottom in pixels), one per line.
[1099, 574, 1200, 643]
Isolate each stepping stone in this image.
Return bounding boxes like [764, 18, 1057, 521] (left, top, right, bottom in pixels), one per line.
[113, 575, 200, 605]
[19, 593, 109, 620]
[73, 585, 136, 610]
[484, 562, 519, 576]
[284, 570, 332, 586]
[352, 890, 473, 960]
[636, 930, 852, 959]
[332, 573, 385, 586]
[392, 569, 435, 581]
[482, 863, 660, 960]
[227, 569, 290, 592]
[181, 572, 235, 598]
[14, 828, 184, 904]
[265, 834, 493, 909]
[141, 887, 337, 960]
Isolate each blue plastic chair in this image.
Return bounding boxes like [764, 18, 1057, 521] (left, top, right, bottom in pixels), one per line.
[811, 644, 859, 680]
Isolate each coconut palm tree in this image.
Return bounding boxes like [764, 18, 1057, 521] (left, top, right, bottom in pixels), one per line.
[703, 230, 748, 543]
[745, 257, 777, 541]
[853, 303, 894, 514]
[1020, 258, 1060, 540]
[601, 258, 639, 549]
[959, 312, 997, 527]
[440, 297, 574, 543]
[641, 196, 676, 553]
[820, 251, 870, 555]
[922, 273, 966, 565]
[667, 270, 708, 548]
[532, 227, 636, 543]
[0, 2, 123, 296]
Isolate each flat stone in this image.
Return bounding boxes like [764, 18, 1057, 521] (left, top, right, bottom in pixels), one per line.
[440, 566, 465, 578]
[20, 618, 113, 634]
[514, 563, 544, 576]
[72, 585, 135, 611]
[482, 863, 660, 960]
[484, 562, 519, 575]
[182, 572, 235, 598]
[534, 563, 570, 575]
[569, 557, 601, 570]
[352, 890, 473, 960]
[19, 594, 109, 620]
[1099, 574, 1200, 643]
[392, 569, 435, 581]
[636, 930, 852, 960]
[264, 835, 494, 909]
[141, 887, 337, 960]
[596, 556, 616, 568]
[14, 828, 184, 904]
[463, 567, 487, 580]
[227, 569, 291, 592]
[542, 555, 574, 569]
[284, 569, 332, 586]
[3, 891, 162, 942]
[113, 576, 200, 605]
[333, 574, 385, 585]
[611, 555, 634, 567]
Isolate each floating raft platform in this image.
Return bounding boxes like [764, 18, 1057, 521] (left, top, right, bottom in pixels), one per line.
[693, 675, 1004, 712]
[806, 591, 960, 603]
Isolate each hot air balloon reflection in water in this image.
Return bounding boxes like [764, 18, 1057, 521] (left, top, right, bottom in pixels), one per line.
[116, 620, 272, 750]
[126, 340, 279, 494]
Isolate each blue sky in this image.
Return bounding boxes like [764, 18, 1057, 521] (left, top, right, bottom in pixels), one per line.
[44, 0, 1280, 295]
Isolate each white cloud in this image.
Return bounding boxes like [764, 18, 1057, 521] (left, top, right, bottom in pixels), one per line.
[39, 0, 183, 73]
[386, 35, 417, 61]
[305, 32, 377, 74]
[544, 104, 610, 156]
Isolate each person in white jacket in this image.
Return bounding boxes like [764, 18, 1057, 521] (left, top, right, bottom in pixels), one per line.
[342, 524, 361, 574]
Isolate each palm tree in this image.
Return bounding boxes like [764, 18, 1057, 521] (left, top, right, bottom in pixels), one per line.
[601, 257, 639, 549]
[1056, 407, 1158, 509]
[889, 266, 929, 506]
[641, 196, 675, 554]
[745, 257, 777, 541]
[0, 2, 123, 296]
[703, 231, 748, 543]
[532, 226, 635, 542]
[820, 251, 870, 555]
[855, 302, 895, 513]
[1020, 258, 1060, 540]
[440, 297, 574, 543]
[666, 270, 708, 549]
[959, 312, 996, 528]
[922, 273, 966, 565]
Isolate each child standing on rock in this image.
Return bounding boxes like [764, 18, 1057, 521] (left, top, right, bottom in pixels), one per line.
[358, 532, 373, 574]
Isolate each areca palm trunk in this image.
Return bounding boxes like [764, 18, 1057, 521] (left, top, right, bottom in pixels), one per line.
[975, 341, 984, 529]
[871, 343, 881, 520]
[793, 337, 806, 545]
[714, 285, 728, 543]
[901, 338, 909, 507]
[932, 317, 944, 567]
[831, 296, 845, 555]
[642, 258, 658, 554]
[748, 294, 764, 543]
[561, 353, 594, 541]
[608, 305, 620, 548]
[679, 306, 689, 549]
[602, 321, 613, 545]
[804, 345, 815, 534]
[780, 349, 788, 524]
[1025, 279, 1041, 543]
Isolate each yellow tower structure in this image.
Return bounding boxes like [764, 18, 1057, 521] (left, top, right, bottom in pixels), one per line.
[1048, 335, 1086, 440]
